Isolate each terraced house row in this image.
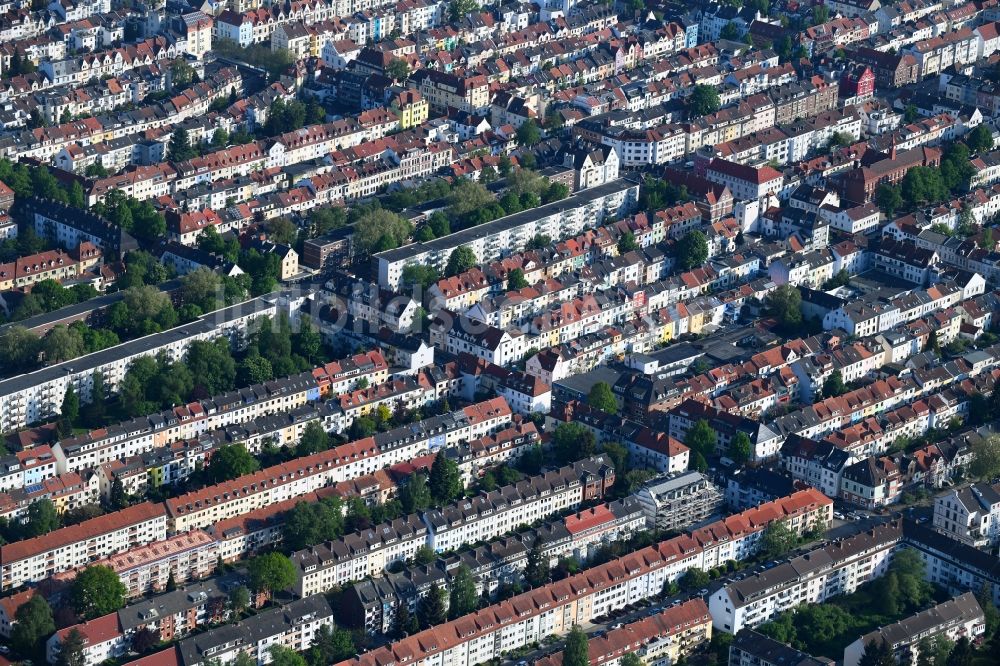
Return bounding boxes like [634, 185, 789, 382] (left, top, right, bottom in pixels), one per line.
[0, 395, 514, 590]
[292, 456, 617, 595]
[333, 488, 832, 666]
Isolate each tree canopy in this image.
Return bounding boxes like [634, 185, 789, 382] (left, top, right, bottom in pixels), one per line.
[675, 231, 709, 271]
[563, 625, 590, 666]
[248, 552, 296, 596]
[429, 453, 463, 504]
[688, 85, 721, 116]
[445, 246, 478, 276]
[70, 565, 128, 619]
[587, 382, 618, 414]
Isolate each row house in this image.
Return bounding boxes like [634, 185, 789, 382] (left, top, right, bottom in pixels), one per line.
[424, 456, 615, 552]
[294, 457, 612, 594]
[535, 600, 712, 666]
[904, 27, 977, 79]
[53, 362, 333, 474]
[335, 489, 831, 666]
[0, 242, 102, 291]
[176, 595, 333, 666]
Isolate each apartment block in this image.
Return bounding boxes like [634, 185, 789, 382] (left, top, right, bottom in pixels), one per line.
[932, 481, 1000, 549]
[177, 595, 334, 666]
[635, 471, 724, 531]
[0, 298, 276, 433]
[334, 489, 832, 666]
[842, 592, 985, 666]
[422, 456, 615, 552]
[709, 521, 903, 634]
[535, 599, 713, 666]
[0, 502, 169, 591]
[375, 178, 640, 289]
[728, 629, 833, 666]
[292, 456, 615, 595]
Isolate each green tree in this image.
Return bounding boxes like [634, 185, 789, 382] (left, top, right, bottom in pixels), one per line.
[684, 419, 717, 458]
[54, 628, 86, 666]
[761, 520, 797, 559]
[679, 567, 710, 591]
[395, 600, 418, 636]
[876, 185, 903, 217]
[543, 182, 569, 203]
[248, 552, 296, 597]
[180, 267, 223, 313]
[402, 264, 440, 289]
[61, 383, 80, 427]
[618, 231, 639, 253]
[620, 655, 644, 666]
[429, 453, 463, 504]
[675, 230, 709, 270]
[417, 583, 447, 629]
[11, 595, 55, 658]
[352, 208, 412, 257]
[445, 180, 495, 223]
[720, 22, 740, 40]
[109, 477, 129, 510]
[945, 637, 973, 666]
[229, 585, 250, 615]
[186, 338, 236, 396]
[524, 538, 550, 587]
[413, 545, 436, 565]
[967, 124, 994, 154]
[587, 381, 618, 414]
[508, 268, 528, 289]
[563, 625, 590, 666]
[207, 444, 260, 483]
[516, 118, 542, 146]
[170, 58, 195, 88]
[970, 434, 1000, 480]
[238, 354, 274, 385]
[386, 58, 410, 81]
[42, 324, 85, 364]
[823, 369, 847, 398]
[269, 645, 307, 666]
[448, 565, 478, 619]
[308, 624, 355, 666]
[70, 565, 128, 619]
[24, 499, 59, 538]
[266, 217, 298, 246]
[552, 422, 597, 465]
[601, 442, 629, 476]
[445, 245, 477, 276]
[399, 472, 432, 513]
[858, 639, 894, 666]
[448, 0, 477, 21]
[926, 329, 940, 353]
[0, 326, 41, 373]
[168, 127, 196, 162]
[687, 85, 721, 116]
[766, 284, 803, 331]
[297, 421, 329, 456]
[728, 431, 753, 464]
[976, 583, 999, 641]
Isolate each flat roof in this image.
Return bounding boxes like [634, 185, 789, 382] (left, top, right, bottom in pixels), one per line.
[0, 297, 274, 398]
[374, 178, 638, 263]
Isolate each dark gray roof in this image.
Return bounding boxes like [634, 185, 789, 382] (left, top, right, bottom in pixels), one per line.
[374, 178, 638, 263]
